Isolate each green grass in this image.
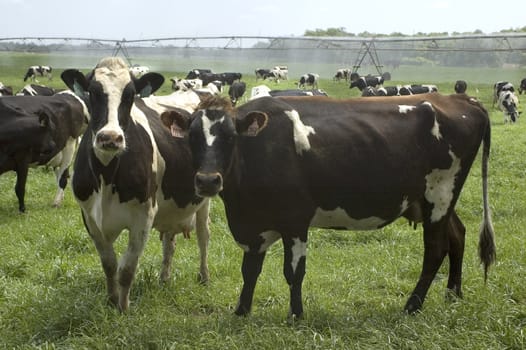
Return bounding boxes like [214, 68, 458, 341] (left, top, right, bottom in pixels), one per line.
[1, 52, 526, 349]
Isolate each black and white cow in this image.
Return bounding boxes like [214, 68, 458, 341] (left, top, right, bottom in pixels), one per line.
[61, 57, 211, 312]
[184, 93, 495, 318]
[185, 69, 213, 80]
[361, 86, 403, 96]
[454, 80, 467, 94]
[297, 73, 319, 89]
[228, 81, 246, 106]
[0, 91, 89, 212]
[170, 77, 203, 92]
[16, 84, 57, 96]
[349, 75, 384, 91]
[519, 78, 526, 95]
[250, 85, 328, 100]
[493, 81, 520, 122]
[221, 72, 242, 85]
[0, 82, 13, 96]
[23, 65, 52, 82]
[333, 68, 351, 82]
[492, 81, 515, 106]
[129, 64, 150, 78]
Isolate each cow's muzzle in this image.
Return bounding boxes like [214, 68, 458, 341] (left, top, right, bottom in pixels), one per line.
[195, 172, 223, 197]
[95, 130, 125, 151]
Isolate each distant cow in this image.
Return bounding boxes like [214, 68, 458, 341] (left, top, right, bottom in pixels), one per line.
[228, 81, 246, 106]
[0, 91, 89, 212]
[298, 73, 319, 89]
[129, 64, 150, 78]
[23, 65, 52, 82]
[405, 84, 439, 95]
[349, 75, 384, 91]
[0, 82, 13, 96]
[272, 66, 288, 81]
[185, 69, 213, 80]
[185, 93, 495, 318]
[221, 72, 242, 85]
[362, 86, 402, 97]
[518, 78, 526, 95]
[61, 57, 211, 312]
[250, 85, 328, 100]
[16, 84, 57, 96]
[454, 80, 467, 94]
[334, 68, 351, 81]
[170, 77, 203, 92]
[493, 81, 515, 107]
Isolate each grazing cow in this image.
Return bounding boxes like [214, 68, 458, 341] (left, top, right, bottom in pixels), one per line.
[454, 80, 467, 94]
[60, 57, 211, 312]
[349, 75, 384, 91]
[0, 91, 89, 212]
[333, 68, 351, 82]
[185, 69, 213, 80]
[184, 93, 495, 318]
[221, 72, 242, 86]
[255, 68, 271, 81]
[298, 73, 319, 89]
[519, 78, 526, 95]
[129, 64, 150, 78]
[23, 65, 52, 82]
[170, 77, 203, 92]
[272, 66, 288, 81]
[0, 82, 13, 96]
[228, 81, 247, 106]
[16, 84, 57, 96]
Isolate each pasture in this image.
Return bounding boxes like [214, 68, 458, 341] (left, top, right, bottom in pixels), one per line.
[0, 52, 525, 349]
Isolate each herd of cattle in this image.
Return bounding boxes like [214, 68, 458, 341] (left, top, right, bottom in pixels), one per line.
[3, 56, 521, 318]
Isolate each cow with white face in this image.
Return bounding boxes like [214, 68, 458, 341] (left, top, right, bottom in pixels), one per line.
[61, 57, 211, 312]
[181, 93, 495, 319]
[493, 81, 520, 122]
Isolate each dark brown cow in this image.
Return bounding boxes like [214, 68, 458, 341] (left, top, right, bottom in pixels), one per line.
[176, 93, 495, 318]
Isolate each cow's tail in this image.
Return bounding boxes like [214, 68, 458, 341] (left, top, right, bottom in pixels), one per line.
[478, 121, 496, 281]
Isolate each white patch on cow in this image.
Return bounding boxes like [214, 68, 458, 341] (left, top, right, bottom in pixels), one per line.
[421, 101, 442, 140]
[259, 231, 281, 253]
[462, 115, 467, 119]
[398, 105, 415, 114]
[201, 112, 225, 146]
[424, 149, 461, 222]
[92, 59, 130, 164]
[310, 207, 386, 230]
[291, 238, 307, 274]
[284, 110, 315, 155]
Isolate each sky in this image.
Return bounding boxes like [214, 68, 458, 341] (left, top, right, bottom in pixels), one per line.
[1, 0, 525, 40]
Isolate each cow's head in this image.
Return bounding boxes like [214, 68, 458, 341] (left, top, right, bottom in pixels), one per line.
[181, 95, 268, 197]
[61, 57, 164, 165]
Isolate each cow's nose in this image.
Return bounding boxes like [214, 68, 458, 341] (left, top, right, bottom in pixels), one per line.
[195, 172, 223, 197]
[96, 130, 124, 150]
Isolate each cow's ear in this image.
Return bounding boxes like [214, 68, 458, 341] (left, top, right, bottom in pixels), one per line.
[160, 110, 191, 138]
[61, 69, 89, 97]
[236, 111, 269, 136]
[37, 111, 51, 128]
[136, 73, 165, 97]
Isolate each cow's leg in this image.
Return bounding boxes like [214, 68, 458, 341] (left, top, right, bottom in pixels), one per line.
[160, 231, 176, 283]
[234, 251, 266, 316]
[446, 210, 465, 299]
[14, 162, 29, 213]
[53, 168, 69, 207]
[283, 236, 307, 319]
[195, 199, 210, 283]
[52, 138, 77, 207]
[404, 218, 449, 314]
[82, 212, 119, 306]
[117, 227, 149, 312]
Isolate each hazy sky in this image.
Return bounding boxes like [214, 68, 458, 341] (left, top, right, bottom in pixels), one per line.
[2, 0, 525, 39]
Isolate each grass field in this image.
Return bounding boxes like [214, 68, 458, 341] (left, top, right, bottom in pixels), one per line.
[0, 52, 526, 349]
